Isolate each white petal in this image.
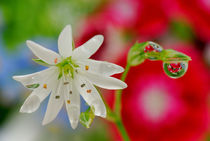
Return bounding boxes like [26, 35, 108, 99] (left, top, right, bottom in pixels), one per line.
[26, 40, 61, 65]
[20, 71, 58, 113]
[77, 59, 124, 76]
[75, 75, 106, 117]
[20, 95, 40, 113]
[58, 25, 73, 57]
[13, 67, 57, 88]
[63, 77, 80, 129]
[82, 72, 127, 90]
[42, 79, 64, 125]
[72, 35, 104, 59]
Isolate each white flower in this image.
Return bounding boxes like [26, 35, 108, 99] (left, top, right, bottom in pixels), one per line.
[13, 25, 127, 129]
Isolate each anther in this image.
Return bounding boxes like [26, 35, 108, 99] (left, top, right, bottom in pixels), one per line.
[87, 89, 91, 93]
[69, 91, 72, 94]
[85, 65, 89, 70]
[67, 100, 71, 104]
[55, 95, 60, 99]
[54, 58, 58, 64]
[64, 82, 69, 85]
[43, 84, 47, 89]
[81, 84, 85, 88]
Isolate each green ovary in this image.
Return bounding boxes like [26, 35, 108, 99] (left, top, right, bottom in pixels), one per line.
[56, 56, 79, 79]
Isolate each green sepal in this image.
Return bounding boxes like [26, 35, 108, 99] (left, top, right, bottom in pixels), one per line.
[160, 49, 191, 62]
[26, 83, 40, 89]
[58, 72, 62, 80]
[127, 42, 148, 66]
[32, 58, 52, 67]
[80, 106, 95, 128]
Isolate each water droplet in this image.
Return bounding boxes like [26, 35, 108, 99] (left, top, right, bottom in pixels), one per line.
[144, 41, 163, 60]
[163, 62, 188, 78]
[144, 41, 163, 53]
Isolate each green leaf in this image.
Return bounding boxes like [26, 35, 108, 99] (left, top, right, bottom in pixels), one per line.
[160, 49, 192, 62]
[80, 106, 95, 128]
[32, 58, 51, 67]
[127, 42, 148, 66]
[26, 83, 40, 89]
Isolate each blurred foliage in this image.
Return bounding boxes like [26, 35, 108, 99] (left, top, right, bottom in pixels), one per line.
[39, 120, 111, 141]
[0, 0, 103, 50]
[170, 20, 195, 41]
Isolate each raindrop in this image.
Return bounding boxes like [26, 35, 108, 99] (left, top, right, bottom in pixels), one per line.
[163, 61, 188, 78]
[144, 41, 163, 60]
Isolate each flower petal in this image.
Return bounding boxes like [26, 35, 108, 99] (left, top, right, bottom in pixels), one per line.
[42, 79, 64, 125]
[26, 40, 61, 65]
[13, 67, 57, 89]
[58, 25, 73, 57]
[72, 35, 104, 59]
[63, 77, 80, 129]
[82, 72, 127, 90]
[20, 71, 58, 113]
[77, 59, 124, 76]
[75, 75, 106, 117]
[20, 95, 40, 113]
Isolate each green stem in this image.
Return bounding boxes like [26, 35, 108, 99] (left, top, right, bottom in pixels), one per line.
[114, 63, 130, 117]
[110, 63, 130, 141]
[115, 118, 130, 141]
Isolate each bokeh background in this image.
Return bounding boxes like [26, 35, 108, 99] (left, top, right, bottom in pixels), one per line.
[0, 0, 209, 141]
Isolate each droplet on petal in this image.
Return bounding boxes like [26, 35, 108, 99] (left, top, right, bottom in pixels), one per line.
[43, 84, 47, 89]
[163, 61, 188, 78]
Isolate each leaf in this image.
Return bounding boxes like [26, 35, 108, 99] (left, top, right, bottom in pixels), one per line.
[160, 49, 192, 62]
[26, 83, 40, 89]
[80, 106, 95, 128]
[127, 42, 148, 66]
[32, 58, 51, 67]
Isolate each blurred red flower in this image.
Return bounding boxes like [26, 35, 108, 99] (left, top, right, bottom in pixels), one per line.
[107, 43, 209, 141]
[176, 0, 210, 41]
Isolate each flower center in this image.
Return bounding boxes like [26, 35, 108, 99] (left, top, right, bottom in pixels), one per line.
[56, 56, 79, 79]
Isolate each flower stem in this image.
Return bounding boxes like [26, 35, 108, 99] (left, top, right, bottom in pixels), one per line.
[114, 63, 130, 117]
[115, 118, 130, 141]
[112, 63, 131, 141]
[105, 62, 131, 141]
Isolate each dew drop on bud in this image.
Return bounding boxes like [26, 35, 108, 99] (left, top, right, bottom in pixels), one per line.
[163, 61, 188, 78]
[144, 41, 163, 53]
[144, 41, 163, 60]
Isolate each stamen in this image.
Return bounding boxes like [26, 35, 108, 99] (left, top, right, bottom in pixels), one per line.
[67, 100, 71, 104]
[69, 91, 72, 94]
[43, 84, 47, 89]
[64, 82, 69, 85]
[81, 84, 85, 88]
[55, 96, 60, 99]
[54, 58, 58, 64]
[75, 70, 78, 73]
[85, 65, 89, 70]
[87, 89, 91, 93]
